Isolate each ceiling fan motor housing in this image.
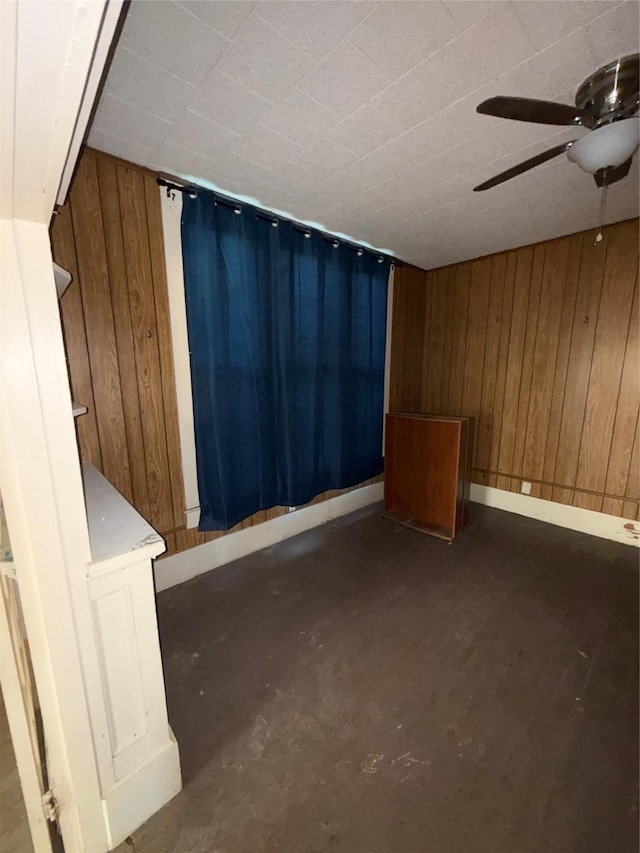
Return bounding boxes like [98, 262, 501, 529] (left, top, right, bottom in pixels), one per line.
[575, 54, 640, 128]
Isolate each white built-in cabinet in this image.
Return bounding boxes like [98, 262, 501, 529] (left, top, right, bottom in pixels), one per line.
[82, 462, 181, 848]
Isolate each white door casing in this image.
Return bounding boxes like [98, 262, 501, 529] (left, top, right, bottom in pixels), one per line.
[1, 217, 109, 852]
[1, 1, 125, 850]
[0, 565, 56, 852]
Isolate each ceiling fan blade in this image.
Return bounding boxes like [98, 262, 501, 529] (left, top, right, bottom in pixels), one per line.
[477, 96, 588, 126]
[473, 141, 575, 191]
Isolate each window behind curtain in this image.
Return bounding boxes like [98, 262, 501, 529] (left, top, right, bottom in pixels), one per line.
[181, 189, 390, 532]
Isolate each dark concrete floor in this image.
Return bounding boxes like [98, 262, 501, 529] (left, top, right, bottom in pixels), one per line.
[121, 504, 639, 853]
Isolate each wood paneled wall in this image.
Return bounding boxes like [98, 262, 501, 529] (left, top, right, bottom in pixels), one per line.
[51, 148, 380, 556]
[390, 218, 639, 520]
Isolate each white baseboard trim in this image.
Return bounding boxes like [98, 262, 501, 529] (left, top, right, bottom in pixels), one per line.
[470, 484, 640, 547]
[155, 482, 384, 592]
[102, 731, 181, 850]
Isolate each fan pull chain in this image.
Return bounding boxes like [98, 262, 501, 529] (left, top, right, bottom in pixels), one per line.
[595, 184, 609, 244]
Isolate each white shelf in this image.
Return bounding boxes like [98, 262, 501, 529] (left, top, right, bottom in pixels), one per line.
[82, 463, 165, 573]
[53, 262, 72, 299]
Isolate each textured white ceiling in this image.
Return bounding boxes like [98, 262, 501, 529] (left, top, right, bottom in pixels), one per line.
[88, 0, 639, 269]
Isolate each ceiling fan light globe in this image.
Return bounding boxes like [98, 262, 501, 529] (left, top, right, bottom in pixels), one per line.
[566, 117, 639, 174]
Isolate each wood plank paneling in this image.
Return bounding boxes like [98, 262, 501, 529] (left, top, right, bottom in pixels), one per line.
[623, 417, 640, 520]
[461, 257, 491, 471]
[68, 151, 133, 500]
[96, 156, 152, 522]
[511, 244, 545, 482]
[117, 166, 175, 536]
[51, 203, 102, 468]
[488, 252, 516, 488]
[540, 235, 583, 500]
[574, 219, 639, 510]
[390, 219, 639, 520]
[446, 264, 471, 416]
[52, 147, 382, 558]
[602, 278, 639, 516]
[551, 231, 608, 505]
[496, 248, 533, 490]
[523, 237, 570, 496]
[401, 267, 427, 412]
[418, 268, 433, 412]
[424, 268, 445, 414]
[439, 267, 456, 413]
[476, 253, 506, 485]
[389, 267, 408, 412]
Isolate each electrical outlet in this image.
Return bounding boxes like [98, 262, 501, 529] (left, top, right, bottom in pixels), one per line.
[521, 481, 532, 495]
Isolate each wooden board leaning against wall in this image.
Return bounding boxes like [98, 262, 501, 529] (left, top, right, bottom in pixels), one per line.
[51, 147, 382, 557]
[389, 218, 640, 520]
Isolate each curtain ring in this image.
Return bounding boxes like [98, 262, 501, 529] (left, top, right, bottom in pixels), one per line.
[233, 206, 241, 215]
[356, 248, 363, 256]
[332, 239, 339, 248]
[303, 230, 311, 238]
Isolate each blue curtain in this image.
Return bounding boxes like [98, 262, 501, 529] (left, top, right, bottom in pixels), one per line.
[181, 190, 390, 531]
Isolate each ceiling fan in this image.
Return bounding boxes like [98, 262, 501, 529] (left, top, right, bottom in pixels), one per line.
[474, 54, 639, 191]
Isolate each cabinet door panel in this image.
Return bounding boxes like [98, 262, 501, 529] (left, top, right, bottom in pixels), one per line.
[385, 414, 464, 539]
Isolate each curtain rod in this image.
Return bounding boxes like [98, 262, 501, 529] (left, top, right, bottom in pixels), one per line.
[157, 177, 197, 198]
[156, 176, 403, 267]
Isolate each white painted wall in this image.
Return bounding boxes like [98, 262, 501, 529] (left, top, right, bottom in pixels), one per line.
[0, 1, 182, 850]
[160, 190, 201, 527]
